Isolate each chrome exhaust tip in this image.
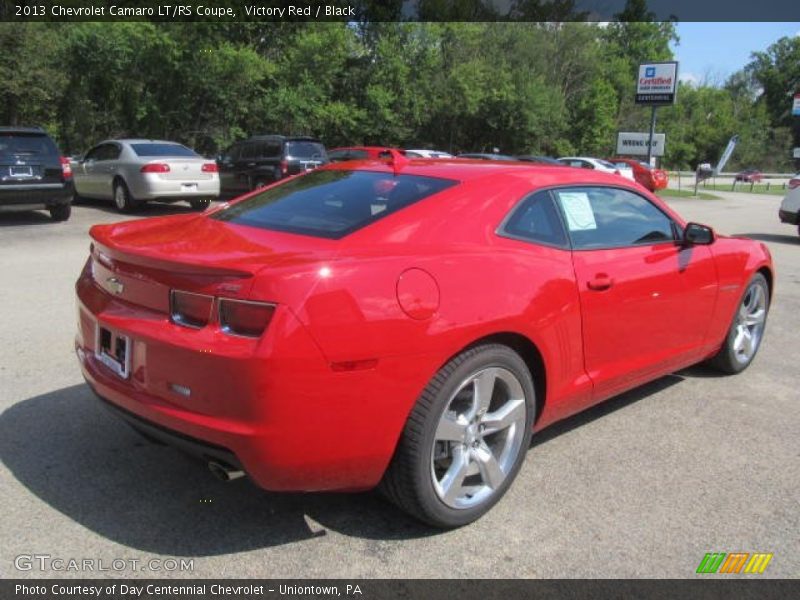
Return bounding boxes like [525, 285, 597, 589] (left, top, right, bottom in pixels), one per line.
[208, 461, 245, 482]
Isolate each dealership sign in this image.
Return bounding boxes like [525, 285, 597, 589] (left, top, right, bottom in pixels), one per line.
[793, 93, 800, 116]
[616, 132, 666, 157]
[635, 62, 678, 105]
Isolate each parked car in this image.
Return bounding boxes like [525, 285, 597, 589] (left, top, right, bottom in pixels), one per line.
[779, 185, 800, 236]
[328, 146, 400, 162]
[217, 135, 327, 197]
[735, 169, 764, 183]
[72, 139, 219, 213]
[786, 173, 799, 190]
[405, 149, 453, 159]
[0, 126, 73, 221]
[608, 157, 669, 191]
[76, 161, 773, 527]
[558, 156, 625, 177]
[457, 153, 516, 161]
[604, 160, 635, 181]
[515, 155, 563, 165]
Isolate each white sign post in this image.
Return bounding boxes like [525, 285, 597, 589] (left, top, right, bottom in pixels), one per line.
[616, 132, 666, 157]
[635, 61, 679, 163]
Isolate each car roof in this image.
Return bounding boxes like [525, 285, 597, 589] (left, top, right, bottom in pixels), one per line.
[243, 135, 321, 142]
[329, 146, 395, 152]
[102, 139, 186, 145]
[0, 126, 48, 134]
[324, 158, 636, 186]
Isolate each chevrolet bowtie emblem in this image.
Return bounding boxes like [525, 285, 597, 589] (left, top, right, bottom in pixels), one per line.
[106, 277, 124, 295]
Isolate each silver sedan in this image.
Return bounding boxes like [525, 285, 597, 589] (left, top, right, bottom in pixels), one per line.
[72, 139, 220, 212]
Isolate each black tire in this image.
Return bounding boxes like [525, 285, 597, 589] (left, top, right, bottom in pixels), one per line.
[190, 199, 211, 210]
[49, 203, 71, 222]
[706, 273, 769, 374]
[380, 344, 535, 528]
[112, 179, 137, 213]
[250, 177, 268, 191]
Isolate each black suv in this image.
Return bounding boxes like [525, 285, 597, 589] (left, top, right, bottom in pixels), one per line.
[0, 127, 73, 221]
[217, 135, 328, 198]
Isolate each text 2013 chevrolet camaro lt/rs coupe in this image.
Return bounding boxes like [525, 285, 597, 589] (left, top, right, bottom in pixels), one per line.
[75, 158, 773, 527]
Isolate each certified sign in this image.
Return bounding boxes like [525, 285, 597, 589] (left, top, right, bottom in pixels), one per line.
[616, 132, 666, 157]
[636, 62, 678, 105]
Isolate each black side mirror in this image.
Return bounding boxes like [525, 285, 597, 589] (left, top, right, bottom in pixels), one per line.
[683, 222, 714, 246]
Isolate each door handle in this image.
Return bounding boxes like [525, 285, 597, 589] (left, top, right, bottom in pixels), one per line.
[587, 274, 614, 291]
[247, 162, 256, 167]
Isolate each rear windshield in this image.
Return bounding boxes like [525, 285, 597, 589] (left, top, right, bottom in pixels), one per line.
[130, 143, 198, 157]
[285, 141, 326, 159]
[213, 169, 457, 239]
[0, 133, 59, 158]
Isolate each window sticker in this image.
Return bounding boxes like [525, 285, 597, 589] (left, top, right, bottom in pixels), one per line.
[558, 192, 597, 231]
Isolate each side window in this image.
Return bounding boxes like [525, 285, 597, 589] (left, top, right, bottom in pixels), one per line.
[94, 144, 116, 161]
[499, 190, 568, 248]
[264, 142, 282, 158]
[84, 146, 102, 161]
[240, 143, 257, 160]
[103, 144, 122, 161]
[554, 187, 675, 250]
[327, 150, 349, 162]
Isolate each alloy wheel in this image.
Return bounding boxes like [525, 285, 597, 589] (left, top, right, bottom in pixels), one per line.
[431, 367, 527, 509]
[732, 282, 767, 364]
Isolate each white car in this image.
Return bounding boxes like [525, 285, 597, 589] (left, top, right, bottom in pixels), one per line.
[72, 139, 220, 212]
[558, 156, 632, 180]
[779, 183, 800, 236]
[404, 149, 453, 159]
[606, 160, 636, 181]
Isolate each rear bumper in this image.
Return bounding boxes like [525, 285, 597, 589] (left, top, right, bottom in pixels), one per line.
[74, 265, 428, 492]
[94, 388, 243, 470]
[779, 209, 799, 225]
[130, 175, 220, 201]
[0, 181, 72, 211]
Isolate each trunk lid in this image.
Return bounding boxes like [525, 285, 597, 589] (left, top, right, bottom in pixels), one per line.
[144, 157, 215, 181]
[89, 213, 337, 313]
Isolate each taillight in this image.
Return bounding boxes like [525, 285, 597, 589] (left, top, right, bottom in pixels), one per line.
[141, 163, 170, 173]
[219, 299, 275, 338]
[202, 163, 218, 173]
[789, 179, 800, 190]
[280, 160, 288, 176]
[60, 156, 72, 180]
[170, 290, 213, 329]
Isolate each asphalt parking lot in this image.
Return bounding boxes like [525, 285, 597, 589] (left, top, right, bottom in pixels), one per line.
[1, 191, 798, 579]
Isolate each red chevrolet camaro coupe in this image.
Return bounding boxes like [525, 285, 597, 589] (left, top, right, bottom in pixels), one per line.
[75, 158, 773, 527]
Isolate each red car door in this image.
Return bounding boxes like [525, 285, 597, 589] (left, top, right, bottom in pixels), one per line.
[552, 186, 717, 402]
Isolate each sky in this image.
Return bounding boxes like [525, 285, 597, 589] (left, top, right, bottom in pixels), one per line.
[672, 22, 800, 86]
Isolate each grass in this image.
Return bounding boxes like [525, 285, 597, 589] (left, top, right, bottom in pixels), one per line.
[656, 189, 721, 200]
[695, 182, 787, 196]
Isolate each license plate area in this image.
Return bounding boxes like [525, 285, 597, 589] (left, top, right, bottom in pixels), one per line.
[10, 166, 34, 177]
[181, 183, 198, 192]
[95, 324, 131, 379]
